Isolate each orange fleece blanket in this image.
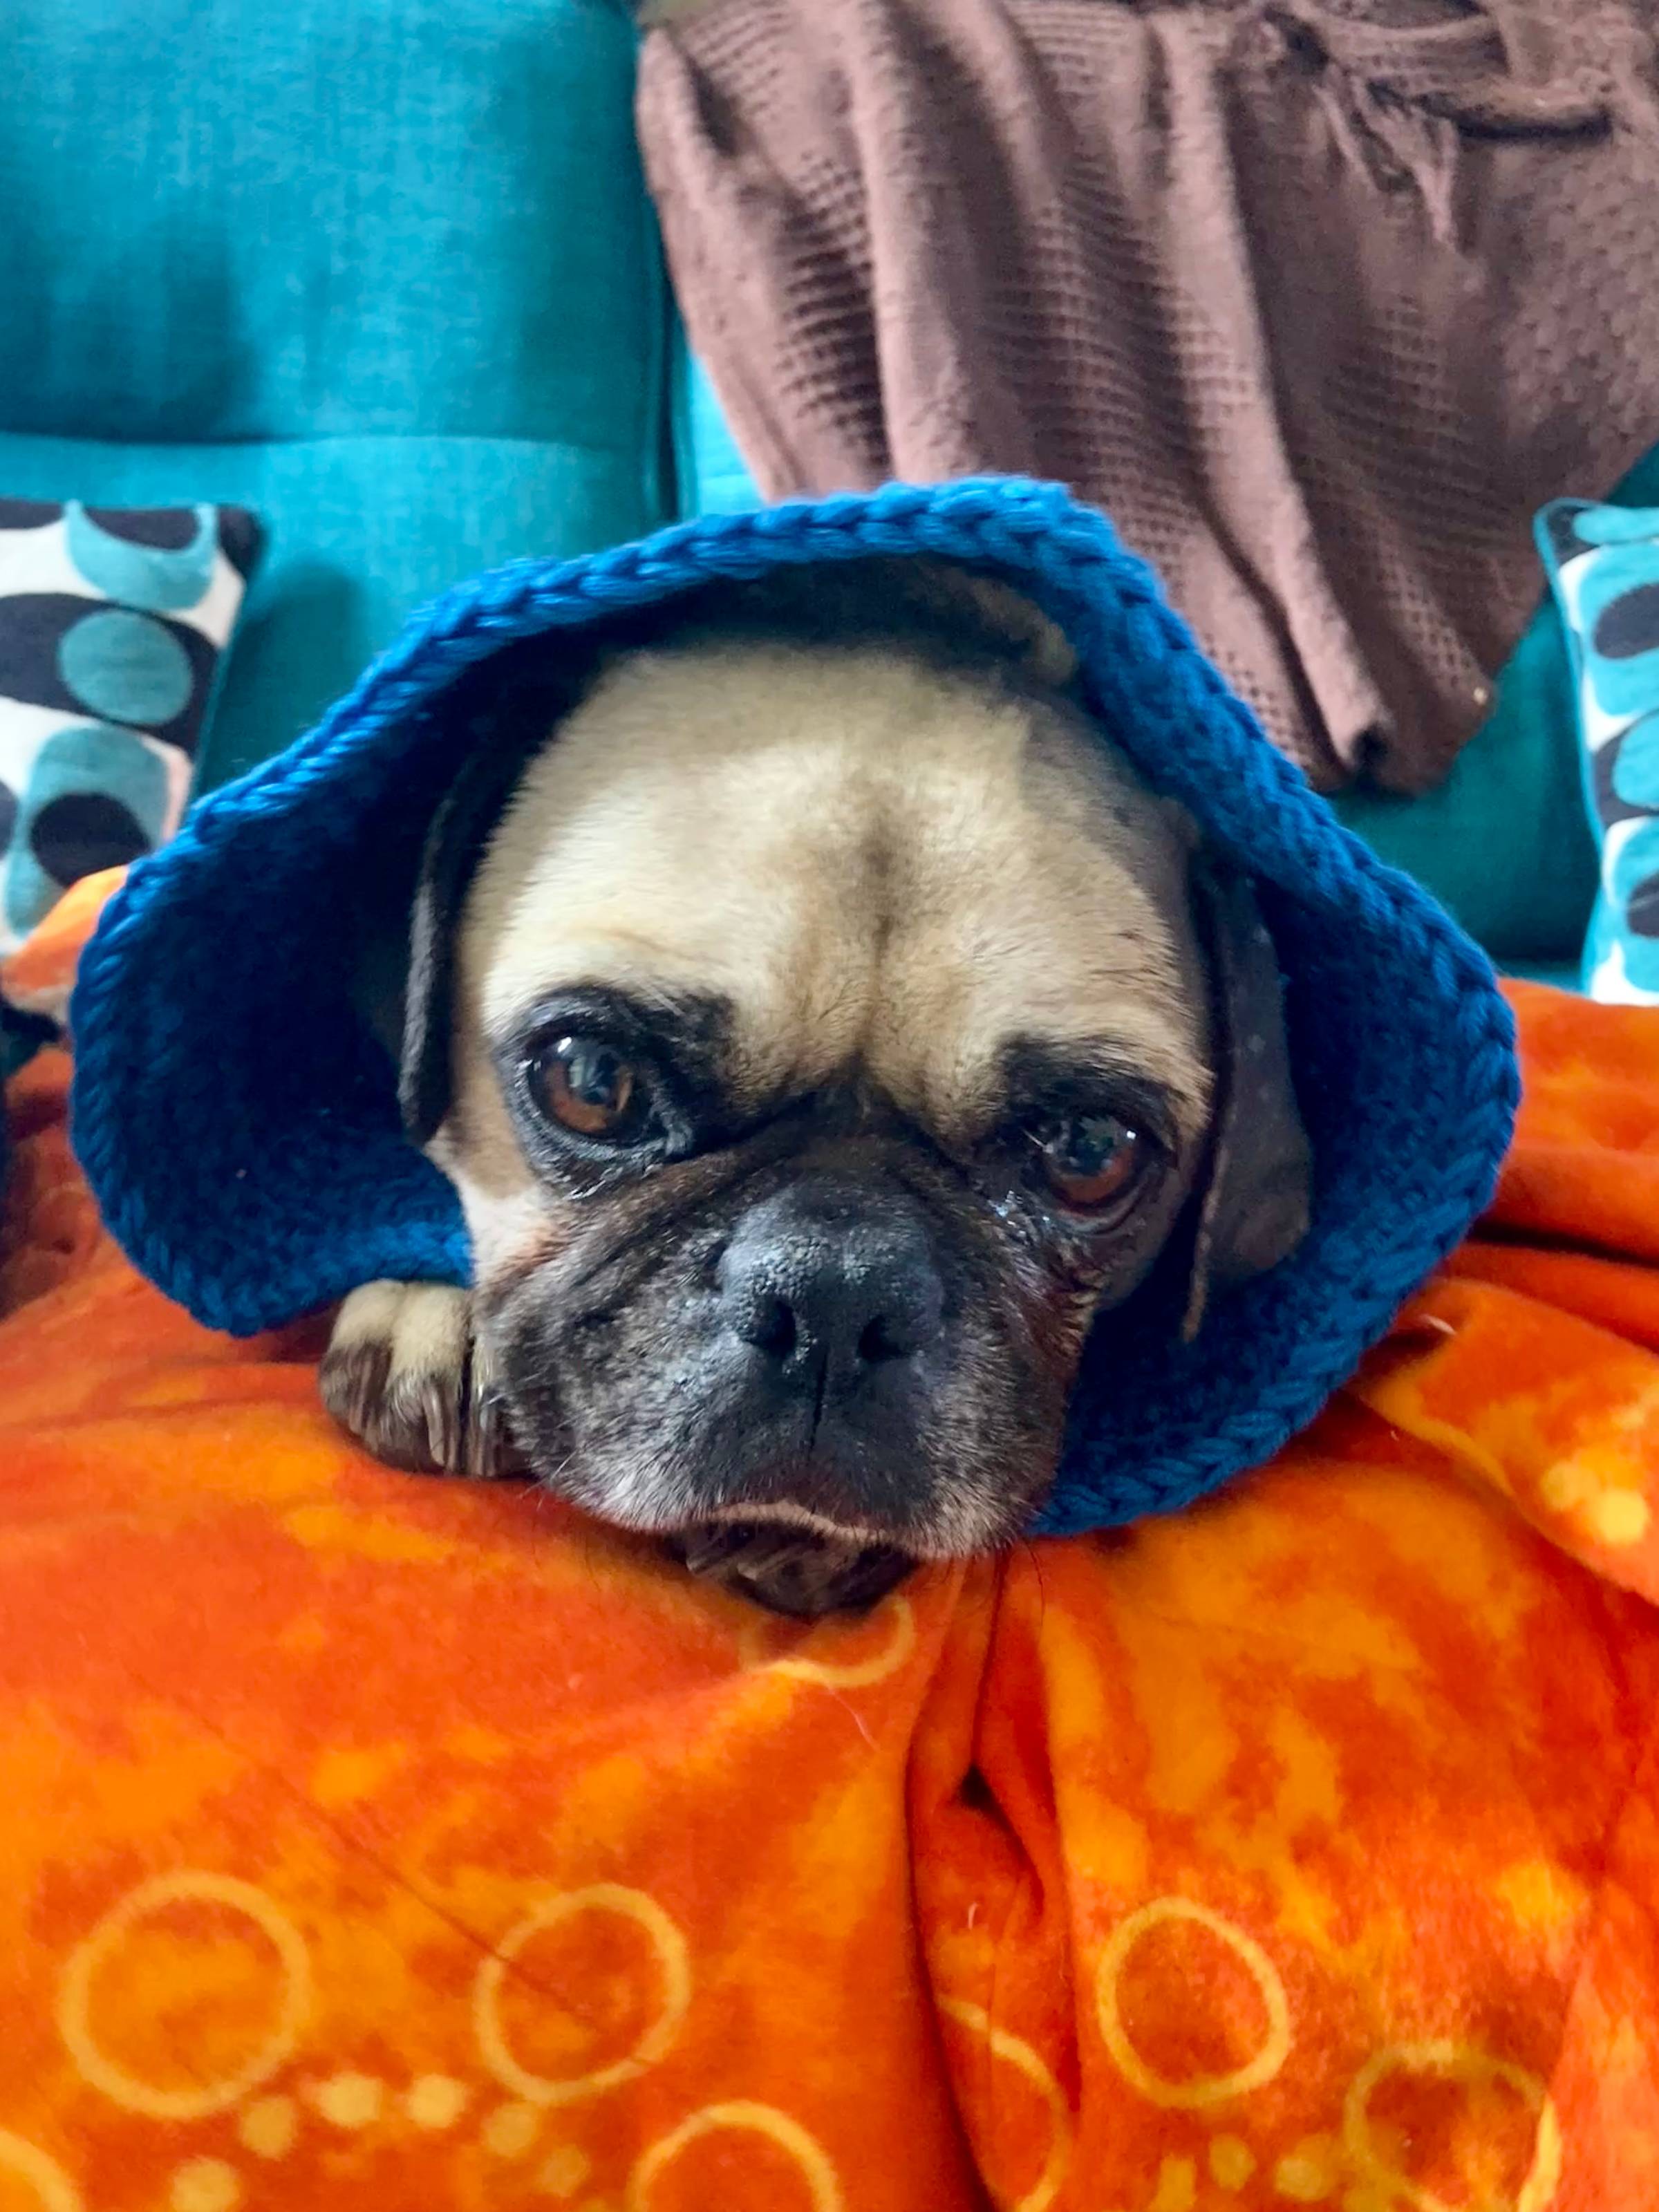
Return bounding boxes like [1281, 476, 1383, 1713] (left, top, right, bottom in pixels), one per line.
[3, 875, 1659, 2212]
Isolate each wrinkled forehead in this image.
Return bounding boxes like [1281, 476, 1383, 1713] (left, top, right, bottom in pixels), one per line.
[460, 639, 1213, 1136]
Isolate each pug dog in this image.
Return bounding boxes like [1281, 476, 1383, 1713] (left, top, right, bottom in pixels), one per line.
[321, 561, 1312, 1615]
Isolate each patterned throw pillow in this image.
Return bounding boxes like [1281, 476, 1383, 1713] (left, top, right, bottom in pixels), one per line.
[0, 499, 259, 959]
[1537, 500, 1659, 1002]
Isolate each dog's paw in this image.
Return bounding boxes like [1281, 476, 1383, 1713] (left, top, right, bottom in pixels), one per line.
[319, 1281, 523, 1479]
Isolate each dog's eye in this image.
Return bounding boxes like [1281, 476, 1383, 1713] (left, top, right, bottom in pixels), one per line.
[534, 1035, 648, 1142]
[1037, 1112, 1148, 1212]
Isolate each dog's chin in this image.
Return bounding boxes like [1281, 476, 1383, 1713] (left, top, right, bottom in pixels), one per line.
[525, 1432, 1049, 1615]
[492, 1323, 1065, 1613]
[588, 1458, 1047, 1616]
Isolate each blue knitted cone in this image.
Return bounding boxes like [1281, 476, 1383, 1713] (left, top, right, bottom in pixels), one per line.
[69, 480, 1517, 1535]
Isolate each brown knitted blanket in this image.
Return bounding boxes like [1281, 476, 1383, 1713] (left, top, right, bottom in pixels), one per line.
[639, 0, 1659, 791]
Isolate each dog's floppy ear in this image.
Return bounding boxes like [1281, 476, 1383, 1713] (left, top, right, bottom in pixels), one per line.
[400, 729, 536, 1145]
[400, 657, 586, 1145]
[1181, 856, 1314, 1341]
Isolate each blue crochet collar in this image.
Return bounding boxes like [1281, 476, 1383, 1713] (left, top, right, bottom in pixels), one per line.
[69, 479, 1517, 1535]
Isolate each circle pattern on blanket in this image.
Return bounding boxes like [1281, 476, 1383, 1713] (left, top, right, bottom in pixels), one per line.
[937, 1999, 1072, 2212]
[1095, 1897, 1291, 2108]
[737, 1593, 917, 1686]
[1342, 2041, 1557, 2212]
[58, 608, 194, 727]
[627, 2102, 844, 2212]
[474, 1885, 691, 2106]
[56, 1870, 312, 2119]
[0, 2130, 83, 2212]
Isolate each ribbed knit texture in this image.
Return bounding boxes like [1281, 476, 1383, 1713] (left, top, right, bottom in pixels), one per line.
[68, 478, 1517, 1533]
[639, 0, 1659, 793]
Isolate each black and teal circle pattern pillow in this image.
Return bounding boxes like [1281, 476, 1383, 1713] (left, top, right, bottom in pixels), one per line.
[0, 499, 260, 958]
[1538, 499, 1659, 1002]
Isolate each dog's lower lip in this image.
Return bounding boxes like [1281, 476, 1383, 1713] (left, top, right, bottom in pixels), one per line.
[694, 1500, 888, 1544]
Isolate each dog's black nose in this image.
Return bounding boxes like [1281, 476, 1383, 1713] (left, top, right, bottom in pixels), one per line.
[718, 1178, 944, 1390]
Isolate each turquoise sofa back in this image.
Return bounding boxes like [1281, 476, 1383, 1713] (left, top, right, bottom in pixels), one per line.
[1, 0, 672, 788]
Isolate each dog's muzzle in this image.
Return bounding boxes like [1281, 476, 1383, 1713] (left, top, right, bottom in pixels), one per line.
[664, 1173, 949, 1613]
[707, 1174, 946, 1510]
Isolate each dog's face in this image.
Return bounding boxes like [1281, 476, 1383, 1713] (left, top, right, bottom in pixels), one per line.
[397, 572, 1311, 1607]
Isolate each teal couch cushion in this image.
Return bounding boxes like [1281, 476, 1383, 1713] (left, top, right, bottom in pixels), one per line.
[671, 335, 767, 521]
[673, 345, 1659, 970]
[2, 0, 671, 789]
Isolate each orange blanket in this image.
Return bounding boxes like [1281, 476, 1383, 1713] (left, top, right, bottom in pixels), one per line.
[3, 877, 1659, 2212]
